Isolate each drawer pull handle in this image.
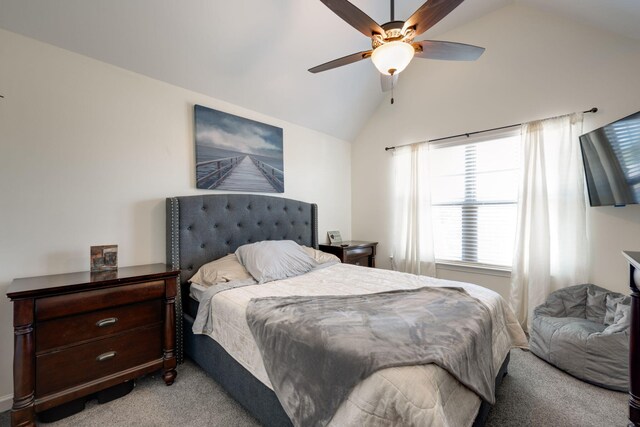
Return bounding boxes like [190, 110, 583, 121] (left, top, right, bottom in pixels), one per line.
[96, 351, 117, 362]
[96, 317, 118, 328]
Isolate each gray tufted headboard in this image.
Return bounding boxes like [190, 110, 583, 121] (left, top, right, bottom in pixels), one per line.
[166, 193, 318, 362]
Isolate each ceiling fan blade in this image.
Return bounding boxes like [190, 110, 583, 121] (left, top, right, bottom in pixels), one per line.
[402, 0, 465, 37]
[413, 40, 485, 61]
[308, 50, 372, 73]
[381, 73, 398, 92]
[320, 0, 385, 37]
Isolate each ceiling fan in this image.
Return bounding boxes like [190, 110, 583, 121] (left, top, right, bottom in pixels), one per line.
[308, 0, 485, 93]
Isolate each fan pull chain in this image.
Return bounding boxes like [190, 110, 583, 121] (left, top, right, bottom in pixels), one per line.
[391, 71, 395, 105]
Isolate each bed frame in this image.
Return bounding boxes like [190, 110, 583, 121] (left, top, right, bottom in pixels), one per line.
[166, 193, 507, 427]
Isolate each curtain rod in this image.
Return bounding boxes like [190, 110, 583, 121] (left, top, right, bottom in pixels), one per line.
[384, 107, 598, 151]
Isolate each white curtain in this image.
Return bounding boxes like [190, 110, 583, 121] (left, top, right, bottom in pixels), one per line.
[391, 143, 436, 276]
[509, 113, 589, 330]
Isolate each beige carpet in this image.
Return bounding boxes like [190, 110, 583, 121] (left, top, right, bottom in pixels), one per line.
[486, 349, 627, 426]
[0, 349, 628, 426]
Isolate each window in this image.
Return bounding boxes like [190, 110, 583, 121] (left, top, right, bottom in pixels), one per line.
[429, 131, 520, 268]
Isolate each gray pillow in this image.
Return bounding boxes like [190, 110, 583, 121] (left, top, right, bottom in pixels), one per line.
[235, 240, 318, 284]
[604, 301, 632, 334]
[604, 294, 625, 325]
[614, 301, 631, 326]
[585, 287, 607, 323]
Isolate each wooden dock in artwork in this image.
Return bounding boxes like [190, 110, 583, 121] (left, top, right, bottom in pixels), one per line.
[196, 154, 284, 193]
[215, 155, 276, 191]
[196, 155, 284, 192]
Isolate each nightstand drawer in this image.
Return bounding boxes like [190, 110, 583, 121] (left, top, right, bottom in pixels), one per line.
[36, 300, 162, 353]
[36, 280, 165, 320]
[36, 324, 162, 397]
[344, 246, 373, 261]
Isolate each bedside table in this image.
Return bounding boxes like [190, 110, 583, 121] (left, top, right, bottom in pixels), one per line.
[319, 241, 378, 267]
[6, 264, 179, 427]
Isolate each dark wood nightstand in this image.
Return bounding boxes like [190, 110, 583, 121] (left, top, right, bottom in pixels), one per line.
[6, 264, 179, 427]
[319, 241, 378, 267]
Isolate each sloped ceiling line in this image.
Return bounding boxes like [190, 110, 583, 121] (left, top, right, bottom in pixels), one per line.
[0, 0, 638, 141]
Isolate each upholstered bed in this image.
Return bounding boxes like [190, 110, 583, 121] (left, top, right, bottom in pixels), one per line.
[166, 194, 526, 427]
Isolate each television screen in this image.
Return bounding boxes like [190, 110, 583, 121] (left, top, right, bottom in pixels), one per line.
[579, 111, 640, 207]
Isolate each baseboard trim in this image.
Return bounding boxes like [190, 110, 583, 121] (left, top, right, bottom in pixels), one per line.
[0, 393, 13, 412]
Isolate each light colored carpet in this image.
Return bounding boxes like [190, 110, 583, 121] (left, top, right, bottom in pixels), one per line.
[0, 361, 260, 427]
[486, 349, 627, 426]
[0, 349, 627, 426]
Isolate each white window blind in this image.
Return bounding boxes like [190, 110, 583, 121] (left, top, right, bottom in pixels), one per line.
[430, 132, 520, 267]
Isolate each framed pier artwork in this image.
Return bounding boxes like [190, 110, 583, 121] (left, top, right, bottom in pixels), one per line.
[194, 104, 284, 193]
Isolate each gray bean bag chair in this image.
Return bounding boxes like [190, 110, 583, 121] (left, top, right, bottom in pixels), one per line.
[529, 284, 630, 391]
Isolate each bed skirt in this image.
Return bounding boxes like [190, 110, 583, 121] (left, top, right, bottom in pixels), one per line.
[183, 312, 509, 427]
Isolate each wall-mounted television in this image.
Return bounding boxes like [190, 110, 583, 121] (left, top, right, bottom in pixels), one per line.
[579, 111, 640, 207]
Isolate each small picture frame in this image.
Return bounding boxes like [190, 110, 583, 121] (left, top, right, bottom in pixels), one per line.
[91, 245, 118, 272]
[327, 231, 342, 245]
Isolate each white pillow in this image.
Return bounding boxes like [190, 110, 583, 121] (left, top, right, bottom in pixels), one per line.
[302, 246, 340, 265]
[189, 253, 253, 287]
[235, 240, 317, 284]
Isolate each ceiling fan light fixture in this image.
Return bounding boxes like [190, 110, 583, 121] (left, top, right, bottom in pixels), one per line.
[371, 41, 415, 75]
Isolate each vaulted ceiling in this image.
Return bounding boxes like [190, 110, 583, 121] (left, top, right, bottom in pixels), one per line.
[1, 0, 639, 141]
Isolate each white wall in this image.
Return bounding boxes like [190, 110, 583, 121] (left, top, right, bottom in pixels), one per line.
[352, 4, 640, 299]
[0, 29, 352, 407]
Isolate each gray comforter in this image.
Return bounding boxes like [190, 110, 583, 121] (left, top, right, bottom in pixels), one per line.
[246, 286, 495, 427]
